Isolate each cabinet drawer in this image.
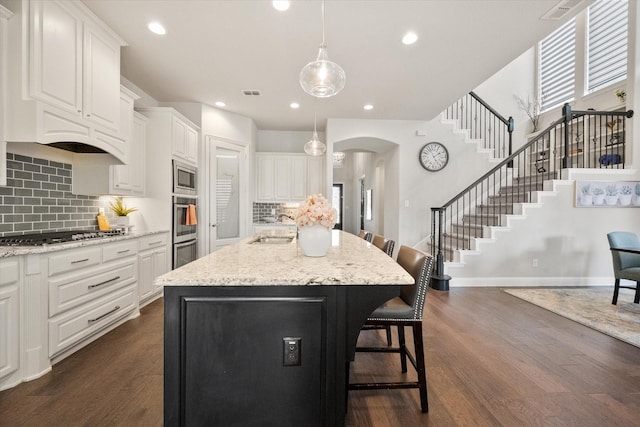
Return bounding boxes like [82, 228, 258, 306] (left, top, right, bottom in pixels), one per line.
[48, 247, 102, 277]
[103, 240, 138, 263]
[0, 259, 19, 286]
[49, 259, 136, 316]
[139, 234, 169, 251]
[49, 285, 136, 357]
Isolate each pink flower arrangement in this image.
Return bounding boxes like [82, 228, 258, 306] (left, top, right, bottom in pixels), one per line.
[294, 194, 337, 229]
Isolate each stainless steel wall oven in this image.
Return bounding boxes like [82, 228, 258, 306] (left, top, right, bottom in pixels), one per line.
[173, 195, 197, 268]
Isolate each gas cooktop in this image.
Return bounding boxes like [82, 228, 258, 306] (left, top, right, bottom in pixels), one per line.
[0, 229, 126, 246]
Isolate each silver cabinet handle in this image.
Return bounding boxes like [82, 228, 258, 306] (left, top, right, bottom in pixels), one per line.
[149, 241, 163, 245]
[88, 305, 120, 324]
[117, 249, 130, 254]
[71, 258, 89, 264]
[88, 276, 120, 289]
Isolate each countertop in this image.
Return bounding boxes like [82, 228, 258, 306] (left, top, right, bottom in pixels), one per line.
[253, 221, 297, 226]
[0, 230, 170, 258]
[155, 230, 414, 287]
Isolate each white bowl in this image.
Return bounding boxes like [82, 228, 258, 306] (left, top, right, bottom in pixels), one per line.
[263, 217, 276, 223]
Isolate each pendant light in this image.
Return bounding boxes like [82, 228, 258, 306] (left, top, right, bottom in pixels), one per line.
[299, 1, 346, 98]
[304, 114, 326, 156]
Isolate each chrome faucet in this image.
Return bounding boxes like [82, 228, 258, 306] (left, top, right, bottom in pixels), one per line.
[277, 213, 294, 221]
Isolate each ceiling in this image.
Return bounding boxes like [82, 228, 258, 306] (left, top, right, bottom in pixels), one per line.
[82, 0, 588, 132]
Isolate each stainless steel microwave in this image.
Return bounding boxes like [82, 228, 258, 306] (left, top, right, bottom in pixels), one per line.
[173, 160, 197, 196]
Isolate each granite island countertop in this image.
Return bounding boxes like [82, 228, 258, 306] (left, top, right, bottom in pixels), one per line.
[0, 229, 170, 258]
[155, 230, 414, 287]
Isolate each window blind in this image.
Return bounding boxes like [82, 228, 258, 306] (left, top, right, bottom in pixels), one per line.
[587, 0, 627, 93]
[539, 18, 576, 111]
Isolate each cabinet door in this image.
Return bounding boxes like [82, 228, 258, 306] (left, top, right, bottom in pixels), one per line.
[307, 157, 325, 195]
[256, 155, 275, 200]
[0, 259, 19, 381]
[172, 117, 187, 159]
[186, 126, 198, 164]
[138, 251, 154, 301]
[154, 246, 169, 277]
[130, 114, 147, 195]
[83, 23, 121, 131]
[30, 0, 82, 115]
[110, 92, 135, 192]
[290, 157, 307, 200]
[274, 157, 290, 200]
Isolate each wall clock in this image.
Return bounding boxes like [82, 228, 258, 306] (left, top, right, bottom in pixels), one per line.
[419, 142, 449, 171]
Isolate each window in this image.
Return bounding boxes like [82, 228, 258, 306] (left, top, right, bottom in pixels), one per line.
[586, 0, 627, 93]
[539, 18, 576, 112]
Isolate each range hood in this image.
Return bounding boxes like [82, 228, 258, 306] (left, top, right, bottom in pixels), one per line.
[48, 142, 108, 154]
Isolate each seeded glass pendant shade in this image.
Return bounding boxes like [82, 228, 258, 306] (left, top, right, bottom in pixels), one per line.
[304, 115, 326, 156]
[299, 1, 345, 98]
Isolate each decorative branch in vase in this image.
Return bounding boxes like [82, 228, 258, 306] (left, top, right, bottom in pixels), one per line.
[515, 93, 544, 133]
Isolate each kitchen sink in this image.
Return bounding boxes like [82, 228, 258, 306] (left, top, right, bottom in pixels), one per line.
[251, 235, 295, 244]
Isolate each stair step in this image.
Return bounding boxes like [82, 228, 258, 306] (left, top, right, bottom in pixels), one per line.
[515, 171, 557, 183]
[442, 233, 472, 250]
[451, 223, 483, 238]
[463, 214, 501, 226]
[476, 204, 514, 214]
[500, 182, 544, 194]
[488, 193, 530, 204]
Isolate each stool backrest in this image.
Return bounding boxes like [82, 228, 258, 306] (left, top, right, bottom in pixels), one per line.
[396, 246, 434, 320]
[372, 234, 395, 257]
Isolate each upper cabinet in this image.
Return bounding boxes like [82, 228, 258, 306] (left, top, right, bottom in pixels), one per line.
[0, 4, 13, 187]
[72, 86, 145, 196]
[3, 0, 128, 163]
[255, 153, 326, 202]
[171, 115, 199, 165]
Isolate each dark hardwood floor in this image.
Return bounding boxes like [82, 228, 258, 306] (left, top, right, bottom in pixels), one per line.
[1, 288, 639, 426]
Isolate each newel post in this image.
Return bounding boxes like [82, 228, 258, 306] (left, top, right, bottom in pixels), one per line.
[562, 103, 572, 168]
[430, 207, 450, 291]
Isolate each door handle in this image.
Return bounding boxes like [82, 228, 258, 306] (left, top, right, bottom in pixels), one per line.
[211, 224, 217, 228]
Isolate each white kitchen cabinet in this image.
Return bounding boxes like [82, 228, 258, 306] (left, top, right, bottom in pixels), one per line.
[71, 87, 144, 196]
[0, 5, 13, 187]
[110, 109, 146, 195]
[306, 156, 325, 195]
[46, 241, 139, 359]
[172, 114, 199, 165]
[138, 233, 169, 306]
[4, 0, 128, 163]
[30, 0, 121, 131]
[0, 258, 20, 383]
[255, 153, 326, 202]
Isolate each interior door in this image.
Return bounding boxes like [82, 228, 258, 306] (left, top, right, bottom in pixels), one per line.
[207, 139, 245, 252]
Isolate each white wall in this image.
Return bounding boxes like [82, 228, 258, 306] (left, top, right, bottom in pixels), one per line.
[328, 118, 499, 248]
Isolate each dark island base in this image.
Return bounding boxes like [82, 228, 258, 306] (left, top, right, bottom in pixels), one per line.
[164, 284, 400, 427]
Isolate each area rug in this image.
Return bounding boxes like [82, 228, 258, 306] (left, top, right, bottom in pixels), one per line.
[503, 287, 640, 348]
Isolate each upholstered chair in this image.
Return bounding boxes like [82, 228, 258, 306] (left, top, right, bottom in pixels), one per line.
[607, 231, 640, 305]
[372, 234, 395, 257]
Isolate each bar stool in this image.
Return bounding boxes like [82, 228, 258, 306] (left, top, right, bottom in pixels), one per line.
[349, 246, 434, 413]
[372, 234, 395, 257]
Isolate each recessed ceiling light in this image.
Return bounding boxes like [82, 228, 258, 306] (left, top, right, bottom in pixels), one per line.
[147, 21, 166, 35]
[402, 32, 418, 45]
[272, 1, 290, 11]
[364, 104, 374, 111]
[215, 101, 226, 108]
[290, 102, 300, 109]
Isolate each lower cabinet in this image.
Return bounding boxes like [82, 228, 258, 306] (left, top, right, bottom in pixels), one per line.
[47, 241, 139, 359]
[138, 233, 169, 306]
[0, 258, 20, 383]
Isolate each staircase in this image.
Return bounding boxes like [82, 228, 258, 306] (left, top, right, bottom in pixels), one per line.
[427, 101, 633, 288]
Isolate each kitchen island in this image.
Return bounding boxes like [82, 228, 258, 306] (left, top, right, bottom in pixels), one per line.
[156, 230, 414, 427]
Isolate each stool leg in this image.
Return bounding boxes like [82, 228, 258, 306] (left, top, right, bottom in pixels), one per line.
[612, 279, 620, 305]
[412, 322, 428, 413]
[398, 325, 407, 373]
[634, 281, 640, 304]
[385, 326, 392, 346]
